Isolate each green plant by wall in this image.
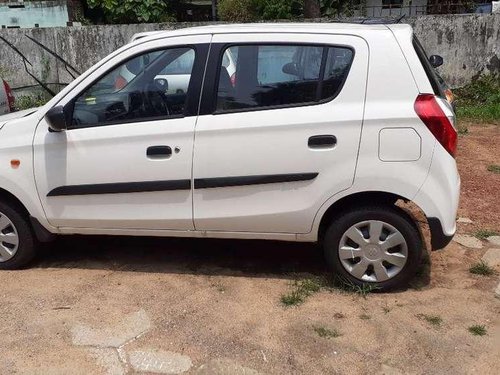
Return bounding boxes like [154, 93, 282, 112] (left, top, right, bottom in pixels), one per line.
[218, 0, 260, 22]
[454, 74, 500, 123]
[87, 0, 175, 24]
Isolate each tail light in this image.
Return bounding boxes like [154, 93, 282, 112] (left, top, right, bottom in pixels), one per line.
[114, 74, 128, 90]
[230, 73, 236, 87]
[3, 80, 15, 112]
[414, 94, 457, 158]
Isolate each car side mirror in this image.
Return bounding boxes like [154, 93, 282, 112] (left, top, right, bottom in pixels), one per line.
[282, 62, 300, 76]
[154, 77, 169, 92]
[429, 55, 444, 68]
[45, 105, 68, 132]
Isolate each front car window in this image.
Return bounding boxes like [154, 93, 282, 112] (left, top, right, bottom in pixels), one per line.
[216, 44, 353, 112]
[72, 47, 195, 128]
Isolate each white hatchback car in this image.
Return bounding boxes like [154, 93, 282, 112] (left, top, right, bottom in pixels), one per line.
[0, 23, 460, 290]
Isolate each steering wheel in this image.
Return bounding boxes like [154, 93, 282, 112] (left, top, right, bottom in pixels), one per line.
[145, 83, 170, 116]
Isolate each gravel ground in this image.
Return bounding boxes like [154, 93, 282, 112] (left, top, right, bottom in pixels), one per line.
[0, 123, 499, 375]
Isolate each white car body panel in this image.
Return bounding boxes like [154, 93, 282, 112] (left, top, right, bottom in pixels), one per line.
[0, 23, 459, 248]
[193, 32, 369, 233]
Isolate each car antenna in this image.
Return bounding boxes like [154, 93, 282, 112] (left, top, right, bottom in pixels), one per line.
[0, 35, 56, 97]
[396, 14, 406, 23]
[25, 35, 81, 79]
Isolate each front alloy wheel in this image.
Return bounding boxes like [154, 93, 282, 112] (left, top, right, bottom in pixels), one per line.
[0, 211, 20, 262]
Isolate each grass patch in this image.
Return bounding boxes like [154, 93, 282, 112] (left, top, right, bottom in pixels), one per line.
[330, 275, 379, 298]
[457, 125, 469, 136]
[454, 74, 500, 123]
[474, 229, 499, 240]
[487, 164, 500, 174]
[313, 325, 342, 339]
[280, 277, 324, 307]
[468, 325, 487, 336]
[417, 314, 443, 327]
[469, 261, 496, 276]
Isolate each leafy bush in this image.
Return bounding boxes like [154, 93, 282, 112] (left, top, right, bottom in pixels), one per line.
[87, 0, 174, 24]
[218, 0, 259, 22]
[15, 94, 49, 111]
[256, 0, 303, 20]
[454, 75, 500, 123]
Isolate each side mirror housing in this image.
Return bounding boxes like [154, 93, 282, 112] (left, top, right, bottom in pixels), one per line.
[429, 55, 444, 68]
[282, 62, 300, 76]
[45, 106, 68, 132]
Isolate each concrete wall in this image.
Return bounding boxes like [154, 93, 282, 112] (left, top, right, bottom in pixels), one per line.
[0, 1, 69, 29]
[0, 14, 498, 93]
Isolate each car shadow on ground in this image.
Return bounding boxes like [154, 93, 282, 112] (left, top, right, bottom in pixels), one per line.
[35, 235, 431, 289]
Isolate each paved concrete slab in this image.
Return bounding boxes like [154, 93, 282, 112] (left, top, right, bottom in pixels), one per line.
[195, 359, 261, 375]
[72, 309, 152, 348]
[453, 235, 483, 249]
[482, 248, 500, 267]
[128, 349, 192, 374]
[487, 236, 500, 246]
[88, 348, 125, 375]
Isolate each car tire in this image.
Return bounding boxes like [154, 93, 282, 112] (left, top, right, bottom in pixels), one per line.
[0, 201, 37, 270]
[323, 205, 422, 291]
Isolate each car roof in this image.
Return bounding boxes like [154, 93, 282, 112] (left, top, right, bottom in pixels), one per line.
[130, 23, 412, 43]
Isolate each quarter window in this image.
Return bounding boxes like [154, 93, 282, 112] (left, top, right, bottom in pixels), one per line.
[71, 47, 195, 128]
[216, 44, 353, 112]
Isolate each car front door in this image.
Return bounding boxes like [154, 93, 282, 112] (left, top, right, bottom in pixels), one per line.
[193, 33, 368, 234]
[33, 35, 210, 230]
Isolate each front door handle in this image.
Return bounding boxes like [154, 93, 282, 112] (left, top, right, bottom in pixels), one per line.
[308, 135, 337, 149]
[147, 145, 172, 159]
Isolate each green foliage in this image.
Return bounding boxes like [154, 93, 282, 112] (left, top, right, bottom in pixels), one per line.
[280, 277, 324, 307]
[468, 324, 487, 336]
[417, 313, 443, 327]
[15, 94, 49, 111]
[455, 75, 500, 123]
[218, 0, 259, 22]
[313, 325, 342, 338]
[256, 0, 303, 20]
[469, 261, 496, 276]
[87, 0, 175, 24]
[474, 229, 499, 240]
[320, 0, 356, 17]
[487, 164, 500, 174]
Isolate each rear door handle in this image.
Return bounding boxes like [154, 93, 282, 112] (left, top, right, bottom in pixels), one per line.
[147, 145, 172, 159]
[308, 135, 337, 149]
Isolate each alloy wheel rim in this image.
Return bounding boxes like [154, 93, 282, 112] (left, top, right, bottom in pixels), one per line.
[338, 220, 408, 283]
[0, 211, 19, 262]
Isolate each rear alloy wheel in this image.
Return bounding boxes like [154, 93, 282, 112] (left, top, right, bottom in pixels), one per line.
[324, 206, 422, 291]
[0, 202, 37, 270]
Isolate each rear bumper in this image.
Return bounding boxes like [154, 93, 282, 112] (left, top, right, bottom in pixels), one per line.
[428, 217, 454, 250]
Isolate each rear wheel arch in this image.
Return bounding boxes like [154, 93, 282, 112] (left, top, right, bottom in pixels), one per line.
[317, 191, 426, 243]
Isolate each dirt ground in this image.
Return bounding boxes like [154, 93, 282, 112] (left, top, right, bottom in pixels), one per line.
[0, 124, 499, 375]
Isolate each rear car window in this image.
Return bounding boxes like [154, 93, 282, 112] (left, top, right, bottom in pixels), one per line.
[216, 44, 353, 112]
[413, 37, 445, 98]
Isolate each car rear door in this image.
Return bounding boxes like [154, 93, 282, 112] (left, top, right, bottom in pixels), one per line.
[192, 32, 369, 234]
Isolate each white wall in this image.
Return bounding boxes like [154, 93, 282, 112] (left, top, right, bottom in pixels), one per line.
[0, 1, 69, 28]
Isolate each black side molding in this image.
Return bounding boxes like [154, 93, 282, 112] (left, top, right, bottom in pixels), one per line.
[194, 173, 318, 189]
[428, 217, 454, 250]
[29, 216, 57, 242]
[47, 179, 191, 197]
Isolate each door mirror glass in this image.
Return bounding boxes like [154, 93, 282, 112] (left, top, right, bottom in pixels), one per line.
[282, 62, 300, 77]
[45, 106, 68, 132]
[429, 55, 444, 68]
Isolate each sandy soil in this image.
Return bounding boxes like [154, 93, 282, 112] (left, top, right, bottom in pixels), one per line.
[0, 124, 499, 375]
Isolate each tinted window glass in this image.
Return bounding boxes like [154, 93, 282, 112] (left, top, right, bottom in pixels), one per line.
[216, 44, 353, 112]
[413, 37, 445, 98]
[72, 47, 195, 128]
